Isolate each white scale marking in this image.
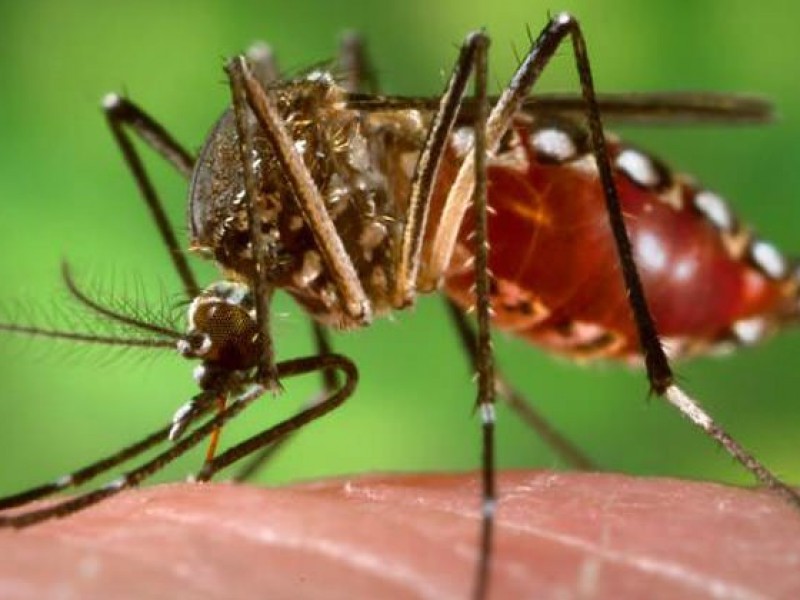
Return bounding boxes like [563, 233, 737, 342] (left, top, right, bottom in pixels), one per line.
[56, 474, 74, 487]
[732, 317, 767, 345]
[482, 498, 497, 519]
[101, 93, 121, 109]
[694, 190, 734, 231]
[637, 231, 668, 272]
[616, 148, 661, 188]
[750, 239, 787, 279]
[673, 257, 698, 282]
[531, 128, 577, 162]
[664, 385, 712, 431]
[480, 402, 496, 425]
[103, 476, 128, 491]
[192, 364, 207, 385]
[196, 334, 212, 356]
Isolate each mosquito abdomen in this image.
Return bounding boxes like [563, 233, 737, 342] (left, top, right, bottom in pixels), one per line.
[444, 117, 799, 361]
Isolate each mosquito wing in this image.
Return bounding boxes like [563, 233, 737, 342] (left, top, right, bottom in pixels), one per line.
[345, 91, 774, 126]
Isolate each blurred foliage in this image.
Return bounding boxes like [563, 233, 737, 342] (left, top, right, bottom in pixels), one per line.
[0, 0, 798, 496]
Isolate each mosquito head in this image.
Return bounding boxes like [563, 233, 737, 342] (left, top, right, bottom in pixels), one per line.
[177, 281, 260, 380]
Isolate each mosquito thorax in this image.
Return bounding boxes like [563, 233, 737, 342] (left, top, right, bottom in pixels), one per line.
[177, 281, 260, 377]
[187, 70, 430, 328]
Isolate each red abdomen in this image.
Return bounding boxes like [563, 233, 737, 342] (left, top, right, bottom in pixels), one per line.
[444, 120, 799, 360]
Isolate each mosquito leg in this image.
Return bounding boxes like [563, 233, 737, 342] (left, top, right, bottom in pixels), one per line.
[423, 13, 671, 392]
[434, 13, 800, 508]
[531, 15, 800, 508]
[663, 386, 800, 508]
[312, 322, 340, 391]
[0, 425, 171, 512]
[231, 322, 340, 483]
[226, 54, 372, 388]
[0, 392, 261, 528]
[195, 353, 357, 482]
[102, 95, 200, 299]
[226, 56, 371, 327]
[385, 30, 496, 598]
[226, 33, 358, 481]
[444, 299, 596, 470]
[0, 390, 218, 513]
[393, 33, 491, 306]
[225, 57, 281, 389]
[0, 355, 353, 528]
[469, 32, 497, 600]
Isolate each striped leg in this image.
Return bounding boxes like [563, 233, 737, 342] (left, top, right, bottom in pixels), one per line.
[0, 354, 356, 528]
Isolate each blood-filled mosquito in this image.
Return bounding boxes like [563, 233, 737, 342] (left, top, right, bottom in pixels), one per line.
[0, 13, 798, 599]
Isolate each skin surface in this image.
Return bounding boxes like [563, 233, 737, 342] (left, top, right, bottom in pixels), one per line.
[1, 471, 798, 600]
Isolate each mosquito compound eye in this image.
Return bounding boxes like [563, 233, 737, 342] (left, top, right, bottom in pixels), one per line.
[181, 293, 260, 370]
[197, 301, 259, 369]
[195, 301, 252, 339]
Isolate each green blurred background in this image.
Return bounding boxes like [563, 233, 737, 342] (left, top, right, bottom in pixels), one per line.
[0, 0, 798, 495]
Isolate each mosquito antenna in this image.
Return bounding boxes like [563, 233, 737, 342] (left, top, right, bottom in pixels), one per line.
[103, 95, 200, 299]
[60, 261, 182, 339]
[0, 322, 177, 349]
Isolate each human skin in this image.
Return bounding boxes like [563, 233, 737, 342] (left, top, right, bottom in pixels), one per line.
[1, 471, 798, 600]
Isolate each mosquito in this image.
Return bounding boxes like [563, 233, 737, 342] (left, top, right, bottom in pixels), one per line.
[0, 13, 798, 600]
